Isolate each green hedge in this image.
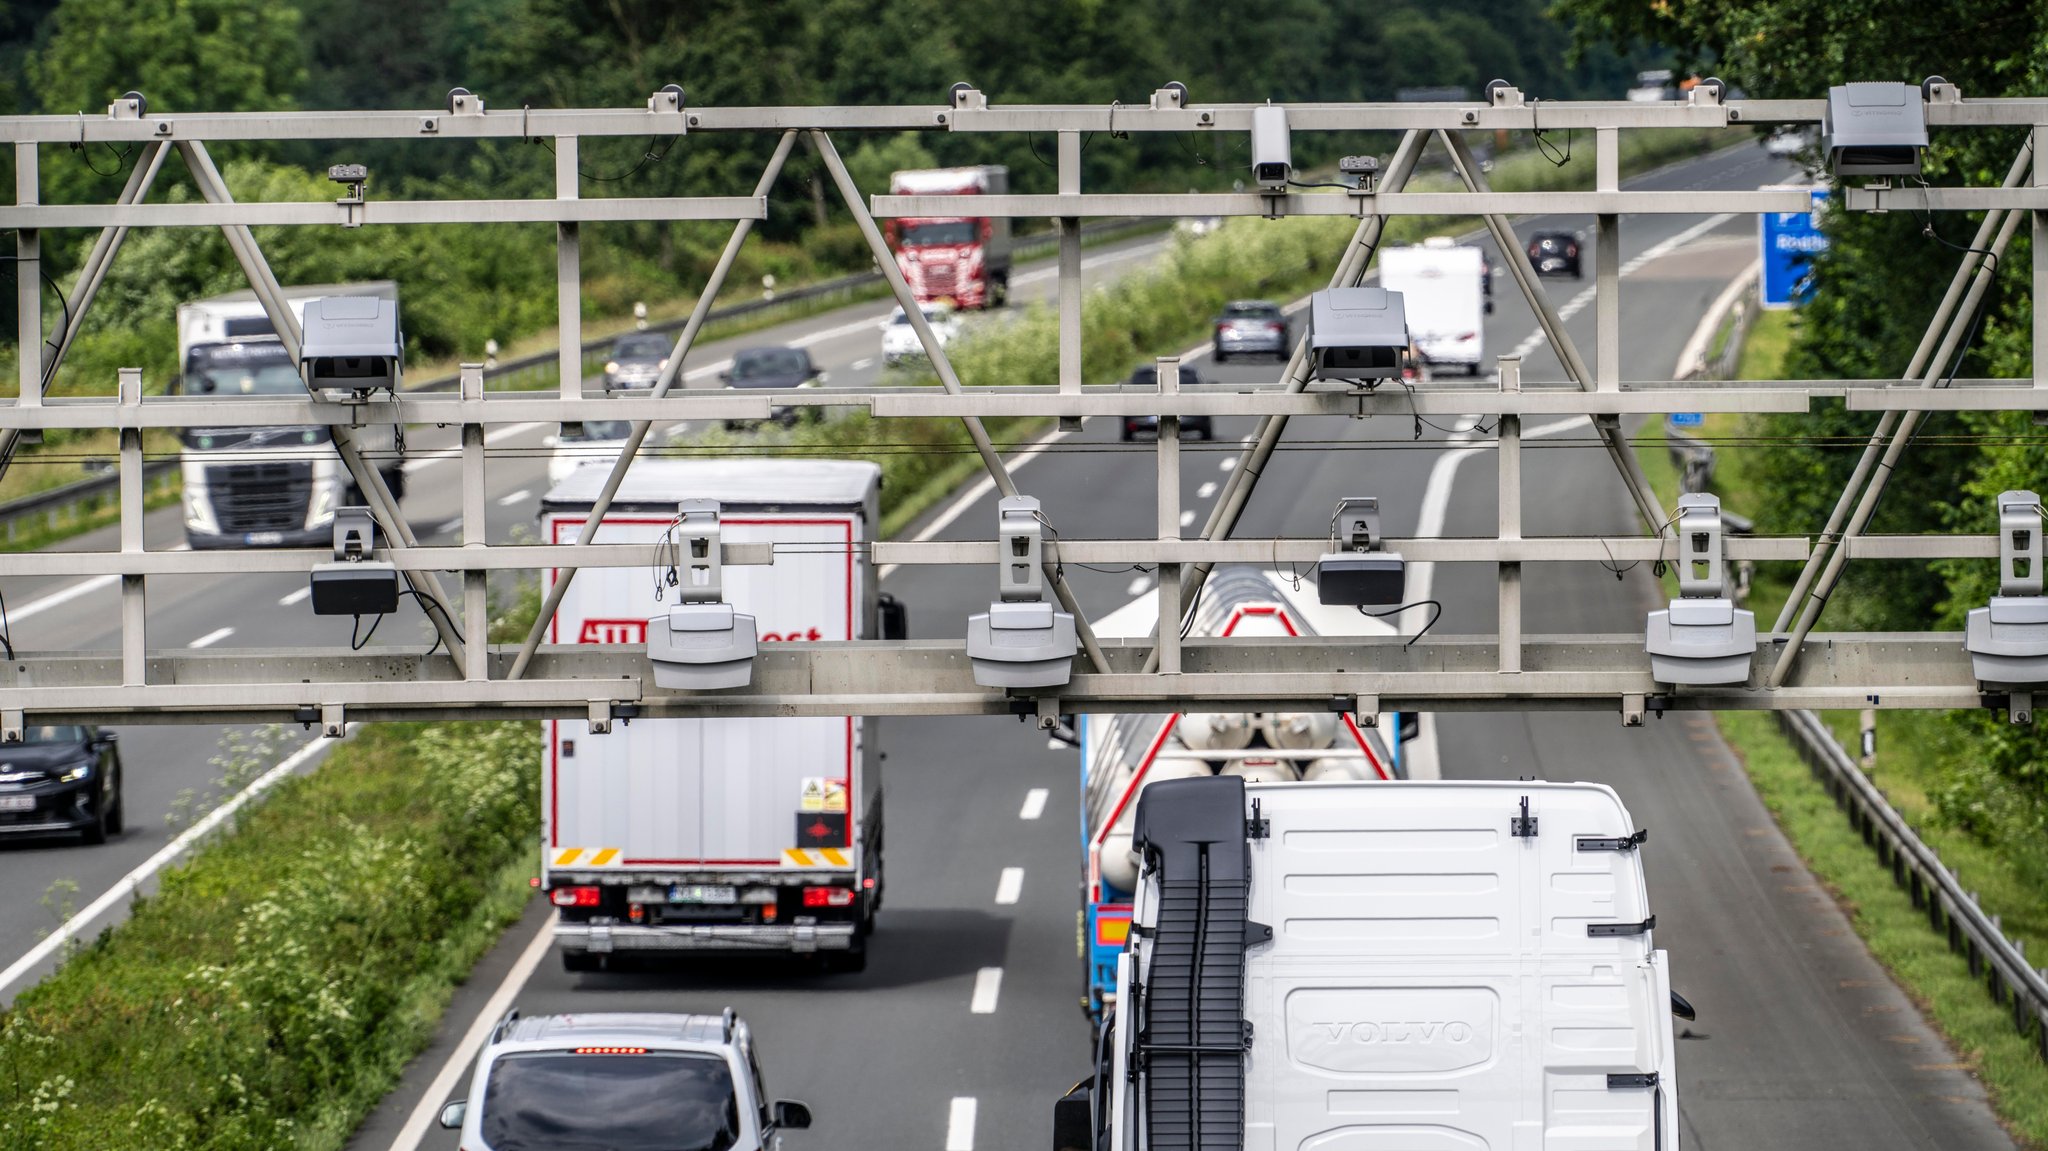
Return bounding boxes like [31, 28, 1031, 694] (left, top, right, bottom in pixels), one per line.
[0, 721, 538, 1151]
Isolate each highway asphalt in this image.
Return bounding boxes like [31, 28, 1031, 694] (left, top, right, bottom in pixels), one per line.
[0, 140, 2015, 1151]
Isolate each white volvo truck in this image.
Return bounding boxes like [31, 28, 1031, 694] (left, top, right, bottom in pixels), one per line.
[539, 459, 902, 972]
[1058, 773, 1691, 1151]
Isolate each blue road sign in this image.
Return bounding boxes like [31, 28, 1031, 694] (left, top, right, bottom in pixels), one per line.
[1760, 185, 1829, 309]
[1668, 412, 1704, 428]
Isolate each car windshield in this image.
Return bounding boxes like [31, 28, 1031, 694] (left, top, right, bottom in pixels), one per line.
[21, 726, 85, 744]
[731, 349, 808, 379]
[613, 335, 670, 359]
[901, 221, 977, 246]
[1221, 303, 1278, 321]
[481, 1052, 740, 1151]
[890, 308, 948, 327]
[185, 344, 304, 395]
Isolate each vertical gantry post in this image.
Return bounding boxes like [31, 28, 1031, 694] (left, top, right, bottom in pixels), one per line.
[1058, 132, 1083, 413]
[460, 364, 490, 680]
[14, 143, 39, 410]
[1155, 355, 1182, 675]
[118, 369, 145, 686]
[1497, 355, 1523, 673]
[557, 137, 583, 401]
[1595, 127, 1621, 392]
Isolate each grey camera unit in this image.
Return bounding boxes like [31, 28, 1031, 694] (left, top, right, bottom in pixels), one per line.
[310, 506, 399, 616]
[1644, 493, 1757, 685]
[1823, 82, 1927, 177]
[1308, 288, 1408, 383]
[1965, 490, 2048, 685]
[1251, 104, 1291, 191]
[301, 295, 402, 394]
[645, 499, 758, 690]
[1317, 496, 1406, 607]
[966, 496, 1077, 689]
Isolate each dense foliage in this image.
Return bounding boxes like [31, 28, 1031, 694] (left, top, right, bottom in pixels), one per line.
[1563, 0, 2048, 847]
[1, 0, 1664, 391]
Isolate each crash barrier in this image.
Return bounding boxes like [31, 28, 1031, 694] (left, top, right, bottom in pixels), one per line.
[1777, 708, 2048, 1061]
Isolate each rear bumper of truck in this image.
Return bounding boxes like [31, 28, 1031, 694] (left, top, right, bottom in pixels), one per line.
[557, 921, 858, 955]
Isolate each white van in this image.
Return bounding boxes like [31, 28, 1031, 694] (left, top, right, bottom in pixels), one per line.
[1379, 238, 1489, 376]
[1062, 773, 1690, 1151]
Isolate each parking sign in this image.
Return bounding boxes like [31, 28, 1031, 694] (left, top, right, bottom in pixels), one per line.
[1760, 185, 1829, 309]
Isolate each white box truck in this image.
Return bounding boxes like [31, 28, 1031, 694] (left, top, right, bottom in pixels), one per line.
[539, 459, 895, 973]
[176, 282, 404, 548]
[1379, 238, 1489, 376]
[1058, 773, 1691, 1151]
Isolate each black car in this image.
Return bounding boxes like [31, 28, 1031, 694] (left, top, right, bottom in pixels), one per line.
[1120, 364, 1215, 442]
[1526, 231, 1582, 278]
[721, 346, 825, 430]
[0, 725, 123, 844]
[603, 332, 672, 392]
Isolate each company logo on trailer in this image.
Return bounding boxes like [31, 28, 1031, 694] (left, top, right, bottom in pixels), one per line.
[577, 620, 825, 643]
[1305, 1020, 1475, 1045]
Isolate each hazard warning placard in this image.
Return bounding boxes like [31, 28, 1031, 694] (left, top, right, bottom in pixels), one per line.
[800, 777, 827, 812]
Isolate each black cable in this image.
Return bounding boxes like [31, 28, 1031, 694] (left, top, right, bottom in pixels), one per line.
[401, 587, 456, 659]
[350, 610, 384, 650]
[531, 125, 678, 183]
[0, 584, 14, 661]
[1913, 177, 2002, 274]
[68, 140, 132, 178]
[1357, 598, 1442, 649]
[1287, 179, 1355, 191]
[1530, 101, 1573, 168]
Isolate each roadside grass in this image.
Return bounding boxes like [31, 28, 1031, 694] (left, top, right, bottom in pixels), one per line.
[1641, 298, 2048, 1147]
[0, 721, 539, 1151]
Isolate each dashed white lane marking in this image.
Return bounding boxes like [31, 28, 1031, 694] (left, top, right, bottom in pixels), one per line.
[665, 422, 690, 437]
[1125, 574, 1151, 596]
[278, 586, 311, 607]
[6, 573, 119, 622]
[1020, 788, 1049, 820]
[403, 421, 547, 472]
[188, 626, 234, 648]
[970, 968, 1004, 1015]
[946, 1097, 979, 1151]
[497, 488, 532, 507]
[1179, 510, 1196, 528]
[851, 357, 875, 370]
[1220, 456, 1238, 472]
[995, 867, 1025, 905]
[1509, 213, 1737, 361]
[1197, 481, 1217, 499]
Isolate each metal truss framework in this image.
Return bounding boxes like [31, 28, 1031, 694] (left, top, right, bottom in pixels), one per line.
[4, 83, 2046, 731]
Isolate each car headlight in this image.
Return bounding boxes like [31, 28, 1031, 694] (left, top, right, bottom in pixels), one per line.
[605, 361, 619, 375]
[58, 762, 91, 784]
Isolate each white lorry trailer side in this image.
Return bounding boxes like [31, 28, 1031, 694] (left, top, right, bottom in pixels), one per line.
[1062, 773, 1686, 1151]
[1378, 239, 1489, 376]
[540, 459, 885, 972]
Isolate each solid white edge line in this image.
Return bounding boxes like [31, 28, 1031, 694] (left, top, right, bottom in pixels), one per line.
[388, 909, 559, 1151]
[969, 967, 1003, 1014]
[1020, 788, 1049, 820]
[1673, 259, 1764, 380]
[188, 626, 234, 649]
[876, 427, 1067, 581]
[995, 867, 1025, 905]
[5, 572, 119, 623]
[0, 733, 335, 999]
[945, 1096, 979, 1151]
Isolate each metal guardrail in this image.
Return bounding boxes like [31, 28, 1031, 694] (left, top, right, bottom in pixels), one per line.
[1777, 708, 2048, 1059]
[0, 218, 1167, 534]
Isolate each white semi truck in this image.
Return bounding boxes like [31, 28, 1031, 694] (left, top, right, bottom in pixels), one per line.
[1057, 772, 1692, 1151]
[176, 282, 404, 548]
[539, 459, 902, 972]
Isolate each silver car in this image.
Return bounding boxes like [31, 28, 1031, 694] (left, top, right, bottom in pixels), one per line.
[440, 1010, 812, 1151]
[1212, 299, 1289, 362]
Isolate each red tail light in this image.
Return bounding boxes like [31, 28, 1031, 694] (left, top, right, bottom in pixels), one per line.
[1267, 322, 1284, 333]
[1566, 244, 1578, 257]
[551, 886, 601, 907]
[803, 887, 856, 908]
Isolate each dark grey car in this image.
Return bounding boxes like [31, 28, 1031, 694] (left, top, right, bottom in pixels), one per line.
[1212, 300, 1289, 362]
[603, 332, 673, 391]
[1121, 363, 1214, 441]
[0, 725, 123, 844]
[722, 346, 825, 430]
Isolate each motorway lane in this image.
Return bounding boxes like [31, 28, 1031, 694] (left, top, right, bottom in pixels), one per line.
[0, 232, 1172, 1001]
[355, 140, 2018, 1151]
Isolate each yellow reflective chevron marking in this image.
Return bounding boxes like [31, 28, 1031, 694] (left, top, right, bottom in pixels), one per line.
[590, 848, 621, 866]
[552, 847, 622, 868]
[821, 847, 849, 867]
[554, 848, 584, 867]
[783, 848, 853, 868]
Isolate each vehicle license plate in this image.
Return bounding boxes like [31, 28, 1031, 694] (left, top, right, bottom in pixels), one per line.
[0, 795, 35, 812]
[670, 884, 737, 904]
[244, 532, 284, 545]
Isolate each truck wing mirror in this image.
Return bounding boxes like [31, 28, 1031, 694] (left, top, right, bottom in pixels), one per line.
[1670, 989, 1696, 1021]
[1052, 1081, 1094, 1151]
[1398, 713, 1420, 743]
[878, 592, 909, 640]
[772, 1100, 812, 1130]
[437, 1101, 466, 1129]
